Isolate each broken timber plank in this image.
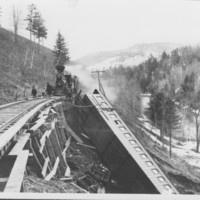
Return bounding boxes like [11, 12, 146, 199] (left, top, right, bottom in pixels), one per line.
[65, 121, 83, 144]
[34, 137, 51, 175]
[60, 108, 83, 143]
[49, 129, 67, 175]
[62, 136, 71, 162]
[38, 130, 53, 170]
[40, 129, 52, 145]
[45, 157, 60, 181]
[45, 136, 62, 176]
[50, 108, 57, 114]
[81, 133, 90, 139]
[28, 116, 47, 132]
[9, 132, 30, 156]
[76, 143, 96, 149]
[4, 150, 29, 193]
[38, 107, 51, 118]
[65, 165, 71, 177]
[55, 124, 67, 150]
[42, 157, 50, 177]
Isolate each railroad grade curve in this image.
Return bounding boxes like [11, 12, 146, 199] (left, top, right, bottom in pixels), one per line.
[0, 91, 180, 194]
[0, 98, 60, 159]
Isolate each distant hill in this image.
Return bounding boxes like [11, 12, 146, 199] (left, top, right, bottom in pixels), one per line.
[0, 27, 55, 104]
[76, 43, 183, 70]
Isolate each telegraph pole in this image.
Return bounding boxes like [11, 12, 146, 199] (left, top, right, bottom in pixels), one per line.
[91, 70, 106, 97]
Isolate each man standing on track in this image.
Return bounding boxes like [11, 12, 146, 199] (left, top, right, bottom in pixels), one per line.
[46, 82, 53, 97]
[31, 85, 37, 98]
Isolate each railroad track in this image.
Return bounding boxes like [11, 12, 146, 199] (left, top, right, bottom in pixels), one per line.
[0, 99, 44, 133]
[0, 98, 59, 159]
[0, 96, 68, 193]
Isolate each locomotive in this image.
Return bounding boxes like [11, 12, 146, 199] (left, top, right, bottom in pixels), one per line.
[54, 65, 79, 97]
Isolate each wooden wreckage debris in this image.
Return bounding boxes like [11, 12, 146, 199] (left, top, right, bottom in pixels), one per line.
[87, 163, 111, 183]
[75, 163, 111, 193]
[2, 101, 110, 193]
[27, 104, 73, 180]
[25, 103, 86, 183]
[28, 103, 111, 193]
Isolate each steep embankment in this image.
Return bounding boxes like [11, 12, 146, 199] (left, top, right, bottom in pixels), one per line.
[0, 27, 55, 104]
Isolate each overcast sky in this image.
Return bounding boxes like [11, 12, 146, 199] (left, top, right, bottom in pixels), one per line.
[1, 0, 200, 59]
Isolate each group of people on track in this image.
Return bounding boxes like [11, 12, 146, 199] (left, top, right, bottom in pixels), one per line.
[31, 82, 53, 98]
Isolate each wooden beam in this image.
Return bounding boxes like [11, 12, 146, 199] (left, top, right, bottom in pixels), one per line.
[38, 107, 51, 118]
[40, 129, 52, 145]
[76, 143, 96, 149]
[9, 132, 30, 156]
[50, 108, 57, 114]
[4, 150, 29, 193]
[41, 157, 50, 177]
[65, 121, 83, 144]
[45, 157, 60, 181]
[39, 130, 52, 154]
[51, 118, 57, 130]
[28, 116, 47, 132]
[62, 136, 71, 162]
[34, 137, 51, 175]
[49, 129, 67, 175]
[29, 139, 42, 170]
[65, 165, 71, 177]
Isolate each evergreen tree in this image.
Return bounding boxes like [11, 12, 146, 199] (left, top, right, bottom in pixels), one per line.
[34, 16, 47, 46]
[52, 31, 70, 65]
[161, 51, 169, 61]
[25, 6, 47, 45]
[188, 90, 200, 152]
[24, 4, 36, 41]
[181, 72, 195, 94]
[147, 91, 180, 156]
[164, 98, 180, 158]
[146, 92, 166, 145]
[171, 49, 181, 66]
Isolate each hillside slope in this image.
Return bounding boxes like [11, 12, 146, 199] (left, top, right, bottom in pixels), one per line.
[76, 43, 182, 70]
[0, 27, 56, 104]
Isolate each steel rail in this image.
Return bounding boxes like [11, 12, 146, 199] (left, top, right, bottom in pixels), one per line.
[0, 99, 46, 133]
[0, 98, 59, 159]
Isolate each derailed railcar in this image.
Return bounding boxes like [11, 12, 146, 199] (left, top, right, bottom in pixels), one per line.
[65, 90, 179, 194]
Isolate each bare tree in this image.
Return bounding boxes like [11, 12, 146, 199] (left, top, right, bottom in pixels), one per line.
[30, 45, 35, 69]
[12, 5, 22, 43]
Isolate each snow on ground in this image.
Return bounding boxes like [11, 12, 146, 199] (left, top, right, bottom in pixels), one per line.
[139, 118, 200, 168]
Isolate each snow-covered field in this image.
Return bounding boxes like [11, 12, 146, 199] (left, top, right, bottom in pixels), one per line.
[140, 118, 200, 168]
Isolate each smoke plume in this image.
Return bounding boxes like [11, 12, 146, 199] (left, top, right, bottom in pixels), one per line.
[64, 64, 116, 102]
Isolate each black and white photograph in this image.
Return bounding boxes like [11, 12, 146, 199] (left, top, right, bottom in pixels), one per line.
[0, 0, 200, 199]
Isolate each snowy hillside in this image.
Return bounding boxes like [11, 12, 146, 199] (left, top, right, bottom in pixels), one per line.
[76, 43, 182, 71]
[87, 54, 150, 71]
